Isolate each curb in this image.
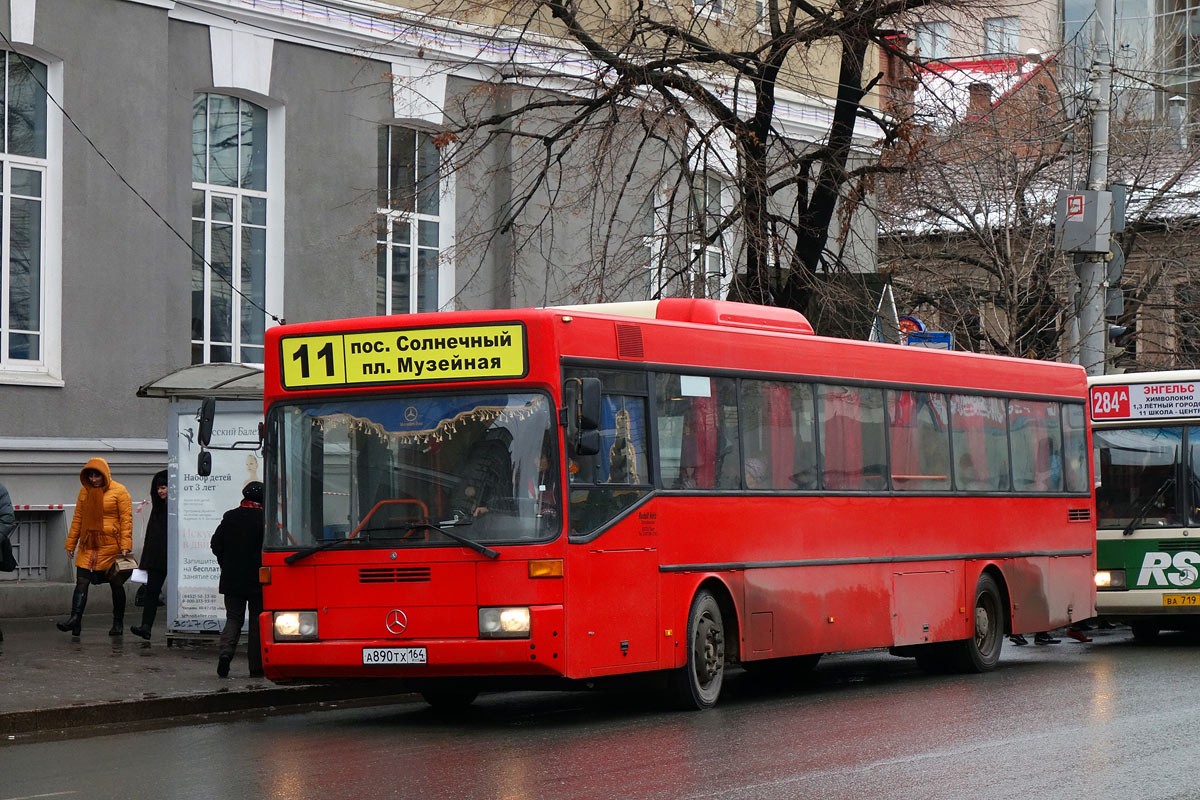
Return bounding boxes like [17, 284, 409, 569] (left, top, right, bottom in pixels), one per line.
[1, 684, 417, 738]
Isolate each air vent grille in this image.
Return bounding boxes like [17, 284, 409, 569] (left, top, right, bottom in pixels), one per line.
[359, 567, 431, 584]
[1068, 508, 1092, 522]
[616, 323, 644, 359]
[1159, 541, 1197, 552]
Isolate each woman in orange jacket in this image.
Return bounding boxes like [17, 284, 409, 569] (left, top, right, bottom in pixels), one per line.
[56, 457, 133, 636]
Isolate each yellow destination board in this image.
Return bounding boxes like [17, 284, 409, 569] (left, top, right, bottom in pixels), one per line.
[280, 323, 526, 390]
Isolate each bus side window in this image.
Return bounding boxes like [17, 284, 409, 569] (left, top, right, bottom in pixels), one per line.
[740, 379, 818, 490]
[950, 394, 1009, 492]
[818, 384, 886, 491]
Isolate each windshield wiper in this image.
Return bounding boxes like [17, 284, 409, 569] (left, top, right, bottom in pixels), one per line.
[1122, 476, 1175, 537]
[284, 531, 369, 564]
[398, 517, 499, 559]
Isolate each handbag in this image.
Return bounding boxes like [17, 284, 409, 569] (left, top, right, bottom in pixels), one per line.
[106, 554, 138, 583]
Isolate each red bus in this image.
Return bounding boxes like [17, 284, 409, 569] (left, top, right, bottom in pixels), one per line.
[252, 299, 1095, 709]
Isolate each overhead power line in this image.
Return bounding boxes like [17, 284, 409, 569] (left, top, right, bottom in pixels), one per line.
[0, 27, 283, 326]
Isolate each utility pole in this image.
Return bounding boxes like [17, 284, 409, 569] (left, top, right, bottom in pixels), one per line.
[1076, 0, 1115, 376]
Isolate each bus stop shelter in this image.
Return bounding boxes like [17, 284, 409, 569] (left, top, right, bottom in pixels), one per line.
[137, 363, 264, 645]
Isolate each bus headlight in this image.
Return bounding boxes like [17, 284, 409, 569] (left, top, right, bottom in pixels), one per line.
[1095, 570, 1126, 590]
[273, 611, 319, 641]
[479, 607, 530, 638]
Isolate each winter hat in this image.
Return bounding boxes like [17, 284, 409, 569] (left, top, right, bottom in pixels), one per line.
[242, 481, 264, 503]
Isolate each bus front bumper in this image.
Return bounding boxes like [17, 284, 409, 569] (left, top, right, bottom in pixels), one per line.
[1097, 590, 1200, 617]
[260, 605, 567, 681]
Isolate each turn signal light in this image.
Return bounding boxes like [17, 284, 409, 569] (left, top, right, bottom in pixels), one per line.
[529, 559, 563, 578]
[259, 566, 271, 585]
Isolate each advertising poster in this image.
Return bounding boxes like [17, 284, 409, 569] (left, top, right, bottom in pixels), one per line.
[168, 401, 263, 636]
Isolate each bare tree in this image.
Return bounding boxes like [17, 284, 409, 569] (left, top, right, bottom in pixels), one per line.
[879, 42, 1200, 365]
[373, 0, 972, 320]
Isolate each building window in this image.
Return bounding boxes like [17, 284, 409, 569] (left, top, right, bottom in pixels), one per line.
[914, 21, 950, 60]
[690, 172, 727, 299]
[191, 93, 268, 365]
[983, 16, 1019, 55]
[377, 126, 442, 315]
[1, 52, 47, 367]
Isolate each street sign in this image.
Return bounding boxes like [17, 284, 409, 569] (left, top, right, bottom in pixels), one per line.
[1055, 189, 1113, 254]
[906, 331, 953, 349]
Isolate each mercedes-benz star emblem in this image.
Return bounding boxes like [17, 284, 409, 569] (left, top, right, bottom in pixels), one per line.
[385, 609, 408, 635]
[404, 406, 419, 422]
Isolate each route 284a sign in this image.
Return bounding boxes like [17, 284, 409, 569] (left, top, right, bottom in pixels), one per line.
[1090, 381, 1200, 421]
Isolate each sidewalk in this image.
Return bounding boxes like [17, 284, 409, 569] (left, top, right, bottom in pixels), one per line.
[0, 616, 415, 739]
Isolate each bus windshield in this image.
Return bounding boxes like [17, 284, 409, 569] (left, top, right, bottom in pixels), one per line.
[1094, 426, 1181, 529]
[265, 392, 559, 549]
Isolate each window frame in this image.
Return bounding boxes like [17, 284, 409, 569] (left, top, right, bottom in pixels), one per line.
[914, 21, 951, 61]
[190, 92, 271, 366]
[0, 50, 59, 384]
[376, 124, 446, 316]
[983, 16, 1019, 56]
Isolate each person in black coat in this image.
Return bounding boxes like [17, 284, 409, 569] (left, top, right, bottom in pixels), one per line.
[0, 480, 16, 642]
[210, 481, 265, 678]
[131, 470, 168, 640]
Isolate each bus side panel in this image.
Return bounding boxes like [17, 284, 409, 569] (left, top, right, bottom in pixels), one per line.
[1001, 555, 1096, 633]
[565, 543, 659, 678]
[742, 566, 895, 658]
[890, 568, 964, 646]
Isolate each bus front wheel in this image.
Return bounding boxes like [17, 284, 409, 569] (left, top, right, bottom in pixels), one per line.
[669, 589, 726, 710]
[950, 573, 1004, 673]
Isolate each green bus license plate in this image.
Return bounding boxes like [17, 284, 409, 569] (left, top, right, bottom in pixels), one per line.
[1163, 594, 1200, 607]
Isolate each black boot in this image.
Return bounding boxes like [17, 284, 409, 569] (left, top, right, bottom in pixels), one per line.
[56, 585, 88, 635]
[109, 582, 126, 636]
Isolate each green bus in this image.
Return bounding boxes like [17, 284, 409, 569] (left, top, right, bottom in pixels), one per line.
[1090, 370, 1200, 639]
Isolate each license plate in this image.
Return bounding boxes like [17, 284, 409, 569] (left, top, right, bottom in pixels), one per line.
[362, 647, 427, 665]
[1163, 594, 1200, 607]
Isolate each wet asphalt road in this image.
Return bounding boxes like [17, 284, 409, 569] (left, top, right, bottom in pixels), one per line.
[4, 627, 1198, 800]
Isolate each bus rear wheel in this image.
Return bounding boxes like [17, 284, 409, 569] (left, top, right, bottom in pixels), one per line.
[669, 589, 725, 710]
[949, 573, 1004, 673]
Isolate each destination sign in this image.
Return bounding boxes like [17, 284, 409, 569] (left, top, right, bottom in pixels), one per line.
[279, 323, 527, 390]
[1090, 381, 1200, 420]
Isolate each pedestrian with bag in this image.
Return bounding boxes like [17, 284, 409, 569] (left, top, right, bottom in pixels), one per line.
[57, 457, 134, 637]
[130, 470, 168, 640]
[0, 479, 17, 641]
[210, 481, 265, 678]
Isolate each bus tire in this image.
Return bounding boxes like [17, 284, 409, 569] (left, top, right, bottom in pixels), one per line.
[420, 688, 479, 711]
[1130, 623, 1160, 643]
[949, 573, 1004, 673]
[669, 589, 726, 710]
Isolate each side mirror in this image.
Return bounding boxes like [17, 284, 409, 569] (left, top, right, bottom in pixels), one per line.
[576, 429, 601, 457]
[578, 377, 601, 431]
[564, 377, 603, 457]
[197, 397, 216, 447]
[197, 450, 212, 477]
